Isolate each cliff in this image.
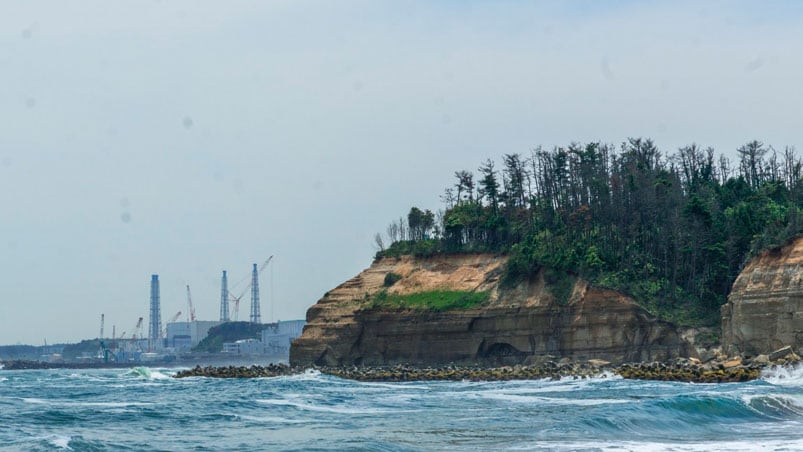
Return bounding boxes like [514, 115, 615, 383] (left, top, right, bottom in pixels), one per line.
[722, 237, 803, 356]
[290, 254, 694, 367]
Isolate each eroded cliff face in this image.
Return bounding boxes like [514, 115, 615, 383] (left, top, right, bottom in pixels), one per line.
[722, 238, 803, 356]
[290, 254, 694, 367]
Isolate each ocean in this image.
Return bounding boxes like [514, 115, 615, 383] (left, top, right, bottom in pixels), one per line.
[1, 365, 802, 451]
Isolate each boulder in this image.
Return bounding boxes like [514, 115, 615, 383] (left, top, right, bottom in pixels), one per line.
[770, 346, 794, 361]
[587, 359, 611, 367]
[722, 358, 742, 369]
[751, 354, 770, 365]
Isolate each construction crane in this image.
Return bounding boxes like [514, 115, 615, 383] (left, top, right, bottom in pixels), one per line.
[161, 311, 182, 337]
[97, 313, 117, 363]
[133, 317, 144, 340]
[229, 256, 273, 321]
[123, 317, 144, 351]
[186, 285, 197, 322]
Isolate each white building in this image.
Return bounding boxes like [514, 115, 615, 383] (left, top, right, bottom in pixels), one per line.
[166, 320, 222, 351]
[222, 338, 263, 355]
[262, 320, 306, 355]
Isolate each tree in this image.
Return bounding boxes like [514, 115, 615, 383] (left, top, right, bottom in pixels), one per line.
[737, 140, 767, 189]
[376, 137, 803, 328]
[502, 153, 527, 209]
[454, 170, 475, 204]
[387, 222, 400, 243]
[478, 159, 500, 211]
[408, 207, 424, 241]
[374, 233, 385, 252]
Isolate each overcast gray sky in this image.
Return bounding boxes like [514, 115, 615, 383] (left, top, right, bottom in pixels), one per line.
[2, 1, 802, 345]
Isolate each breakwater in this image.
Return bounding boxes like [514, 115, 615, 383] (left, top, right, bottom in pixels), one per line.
[170, 357, 797, 383]
[174, 363, 295, 378]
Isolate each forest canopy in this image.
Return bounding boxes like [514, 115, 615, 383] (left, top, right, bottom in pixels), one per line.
[375, 138, 803, 327]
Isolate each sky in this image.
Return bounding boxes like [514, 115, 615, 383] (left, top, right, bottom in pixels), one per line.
[2, 1, 803, 345]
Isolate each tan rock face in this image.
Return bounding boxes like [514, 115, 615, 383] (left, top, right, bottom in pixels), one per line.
[290, 255, 694, 367]
[722, 238, 803, 356]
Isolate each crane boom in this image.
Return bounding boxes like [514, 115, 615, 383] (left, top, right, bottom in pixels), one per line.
[135, 317, 143, 335]
[161, 311, 182, 338]
[186, 285, 197, 322]
[169, 311, 182, 323]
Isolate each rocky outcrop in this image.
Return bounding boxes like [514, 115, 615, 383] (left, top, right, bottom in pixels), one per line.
[290, 254, 694, 367]
[722, 237, 803, 356]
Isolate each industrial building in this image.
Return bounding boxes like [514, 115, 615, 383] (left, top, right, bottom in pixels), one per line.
[166, 321, 222, 351]
[222, 338, 263, 355]
[219, 320, 306, 356]
[141, 259, 280, 356]
[262, 320, 306, 355]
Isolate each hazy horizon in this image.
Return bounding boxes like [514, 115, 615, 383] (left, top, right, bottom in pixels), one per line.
[3, 1, 803, 345]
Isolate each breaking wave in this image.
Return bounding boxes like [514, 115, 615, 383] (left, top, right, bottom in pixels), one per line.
[761, 363, 803, 386]
[124, 367, 172, 380]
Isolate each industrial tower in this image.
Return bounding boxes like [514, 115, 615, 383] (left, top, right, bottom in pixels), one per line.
[220, 270, 229, 322]
[148, 274, 162, 348]
[250, 263, 261, 323]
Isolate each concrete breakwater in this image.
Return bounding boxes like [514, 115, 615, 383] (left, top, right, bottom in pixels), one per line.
[173, 363, 295, 378]
[171, 357, 799, 383]
[321, 360, 763, 383]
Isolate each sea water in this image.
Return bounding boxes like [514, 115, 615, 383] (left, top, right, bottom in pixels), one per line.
[1, 366, 802, 451]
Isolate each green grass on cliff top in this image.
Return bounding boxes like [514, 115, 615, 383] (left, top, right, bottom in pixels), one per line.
[370, 290, 490, 311]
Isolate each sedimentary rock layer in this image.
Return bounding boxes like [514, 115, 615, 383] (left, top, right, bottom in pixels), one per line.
[290, 255, 693, 367]
[722, 238, 803, 356]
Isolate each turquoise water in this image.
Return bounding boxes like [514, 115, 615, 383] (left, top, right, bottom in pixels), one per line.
[1, 366, 802, 451]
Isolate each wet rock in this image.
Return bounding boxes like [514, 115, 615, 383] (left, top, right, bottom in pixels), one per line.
[722, 358, 742, 369]
[614, 359, 762, 383]
[770, 346, 794, 361]
[750, 354, 770, 365]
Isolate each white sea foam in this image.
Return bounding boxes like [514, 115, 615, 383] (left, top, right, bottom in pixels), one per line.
[124, 367, 173, 380]
[256, 397, 414, 414]
[234, 413, 317, 424]
[46, 435, 72, 450]
[761, 364, 803, 387]
[359, 381, 433, 391]
[473, 391, 630, 406]
[275, 368, 327, 383]
[510, 438, 803, 451]
[149, 370, 172, 380]
[21, 397, 153, 408]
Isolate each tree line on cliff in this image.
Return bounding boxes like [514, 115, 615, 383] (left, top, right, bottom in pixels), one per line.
[376, 138, 803, 327]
